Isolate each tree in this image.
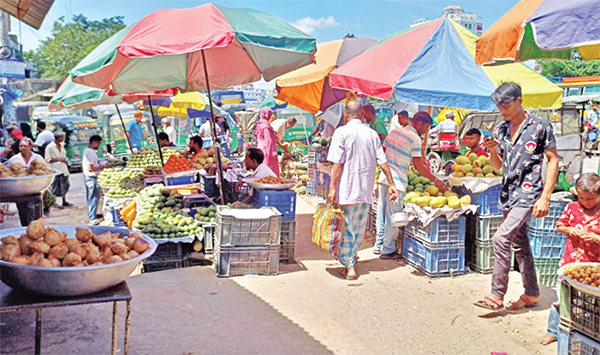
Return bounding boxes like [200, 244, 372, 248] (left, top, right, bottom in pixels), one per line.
[538, 57, 600, 78]
[23, 15, 125, 80]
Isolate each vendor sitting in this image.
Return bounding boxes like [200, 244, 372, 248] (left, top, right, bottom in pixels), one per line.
[235, 147, 275, 205]
[464, 128, 489, 157]
[158, 132, 176, 148]
[183, 135, 203, 160]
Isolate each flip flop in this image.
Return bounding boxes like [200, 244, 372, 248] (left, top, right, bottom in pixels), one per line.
[473, 296, 504, 310]
[339, 268, 358, 280]
[507, 294, 539, 310]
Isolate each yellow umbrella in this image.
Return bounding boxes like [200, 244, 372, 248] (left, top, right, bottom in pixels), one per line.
[156, 91, 221, 118]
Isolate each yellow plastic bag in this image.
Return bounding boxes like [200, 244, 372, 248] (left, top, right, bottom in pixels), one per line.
[312, 203, 346, 259]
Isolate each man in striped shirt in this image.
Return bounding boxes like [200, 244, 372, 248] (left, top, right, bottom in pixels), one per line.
[374, 112, 448, 259]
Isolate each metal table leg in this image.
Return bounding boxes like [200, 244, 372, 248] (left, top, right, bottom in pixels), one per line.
[124, 300, 132, 355]
[111, 302, 118, 355]
[35, 308, 42, 355]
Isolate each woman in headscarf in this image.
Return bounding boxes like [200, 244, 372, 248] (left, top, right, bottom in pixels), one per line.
[255, 107, 279, 177]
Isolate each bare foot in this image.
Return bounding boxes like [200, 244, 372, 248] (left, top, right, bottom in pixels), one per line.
[538, 334, 557, 346]
[347, 266, 357, 279]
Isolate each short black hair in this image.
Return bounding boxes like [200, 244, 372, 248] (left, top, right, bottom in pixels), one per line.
[158, 132, 169, 142]
[466, 128, 482, 136]
[247, 147, 264, 164]
[189, 135, 203, 147]
[492, 82, 522, 106]
[398, 110, 409, 117]
[411, 111, 433, 126]
[90, 135, 102, 143]
[37, 121, 46, 129]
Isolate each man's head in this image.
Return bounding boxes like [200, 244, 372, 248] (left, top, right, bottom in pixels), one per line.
[216, 116, 224, 124]
[54, 131, 65, 144]
[398, 110, 409, 127]
[244, 147, 264, 170]
[492, 82, 524, 122]
[161, 117, 171, 127]
[11, 129, 23, 140]
[285, 116, 297, 129]
[37, 121, 46, 132]
[464, 128, 482, 149]
[134, 110, 143, 123]
[344, 100, 363, 123]
[410, 111, 434, 136]
[575, 173, 600, 210]
[363, 104, 376, 122]
[445, 111, 455, 120]
[158, 132, 170, 147]
[188, 135, 203, 152]
[89, 135, 103, 149]
[19, 137, 33, 154]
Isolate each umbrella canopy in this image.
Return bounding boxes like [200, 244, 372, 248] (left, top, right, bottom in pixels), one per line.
[275, 37, 377, 114]
[49, 76, 177, 110]
[259, 92, 288, 110]
[70, 3, 316, 94]
[330, 17, 563, 111]
[475, 0, 600, 65]
[157, 91, 221, 118]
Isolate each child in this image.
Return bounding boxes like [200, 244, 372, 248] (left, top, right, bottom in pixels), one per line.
[538, 172, 600, 346]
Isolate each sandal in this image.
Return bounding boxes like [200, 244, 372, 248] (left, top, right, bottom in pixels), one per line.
[473, 295, 504, 310]
[507, 294, 539, 310]
[339, 268, 358, 280]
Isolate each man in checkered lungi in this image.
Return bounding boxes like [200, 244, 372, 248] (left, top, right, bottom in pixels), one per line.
[327, 100, 398, 280]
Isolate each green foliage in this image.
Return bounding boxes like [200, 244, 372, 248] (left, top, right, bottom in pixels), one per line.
[24, 15, 125, 79]
[539, 58, 600, 78]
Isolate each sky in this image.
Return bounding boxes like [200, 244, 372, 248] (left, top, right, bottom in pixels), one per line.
[8, 0, 521, 88]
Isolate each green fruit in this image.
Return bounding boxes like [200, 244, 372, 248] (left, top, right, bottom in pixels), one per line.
[407, 185, 415, 192]
[208, 211, 215, 217]
[414, 187, 424, 193]
[415, 183, 424, 189]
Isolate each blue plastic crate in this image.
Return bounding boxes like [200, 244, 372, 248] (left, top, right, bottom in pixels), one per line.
[165, 175, 196, 186]
[529, 199, 570, 231]
[405, 216, 466, 248]
[528, 228, 567, 258]
[558, 327, 600, 355]
[200, 173, 218, 197]
[252, 189, 296, 221]
[402, 235, 466, 278]
[470, 184, 502, 216]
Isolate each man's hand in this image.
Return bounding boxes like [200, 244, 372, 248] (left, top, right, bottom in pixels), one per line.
[434, 178, 448, 192]
[388, 185, 399, 202]
[235, 180, 243, 193]
[327, 188, 336, 203]
[106, 163, 116, 169]
[483, 137, 501, 153]
[532, 197, 550, 218]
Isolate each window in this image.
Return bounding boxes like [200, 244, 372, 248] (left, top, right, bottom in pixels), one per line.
[584, 85, 600, 94]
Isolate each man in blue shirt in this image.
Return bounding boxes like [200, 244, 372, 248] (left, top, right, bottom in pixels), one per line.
[126, 110, 154, 151]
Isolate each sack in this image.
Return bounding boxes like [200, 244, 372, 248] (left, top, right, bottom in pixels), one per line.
[312, 202, 346, 259]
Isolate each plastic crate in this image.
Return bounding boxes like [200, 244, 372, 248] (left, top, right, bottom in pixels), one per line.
[223, 179, 250, 203]
[469, 184, 502, 216]
[560, 279, 600, 340]
[558, 326, 600, 355]
[402, 235, 466, 278]
[216, 206, 282, 246]
[534, 257, 561, 288]
[252, 189, 296, 221]
[215, 244, 280, 277]
[143, 259, 183, 273]
[528, 229, 567, 258]
[529, 199, 570, 231]
[404, 216, 466, 248]
[145, 242, 184, 263]
[280, 221, 295, 263]
[200, 173, 219, 198]
[467, 240, 495, 274]
[203, 224, 216, 254]
[470, 214, 504, 243]
[163, 170, 198, 186]
[306, 179, 316, 196]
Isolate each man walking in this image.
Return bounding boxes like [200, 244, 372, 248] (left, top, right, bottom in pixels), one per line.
[82, 135, 114, 225]
[390, 110, 410, 131]
[474, 82, 559, 310]
[33, 121, 54, 157]
[45, 131, 73, 208]
[363, 104, 387, 143]
[375, 112, 448, 259]
[327, 100, 398, 280]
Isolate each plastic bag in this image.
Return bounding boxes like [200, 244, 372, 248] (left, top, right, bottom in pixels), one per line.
[312, 202, 346, 259]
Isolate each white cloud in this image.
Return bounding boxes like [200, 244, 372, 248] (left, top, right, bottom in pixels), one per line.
[292, 16, 340, 35]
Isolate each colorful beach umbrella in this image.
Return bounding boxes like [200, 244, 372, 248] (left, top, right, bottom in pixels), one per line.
[69, 4, 316, 94]
[275, 37, 377, 114]
[329, 17, 563, 111]
[475, 0, 600, 66]
[259, 92, 288, 110]
[157, 91, 221, 118]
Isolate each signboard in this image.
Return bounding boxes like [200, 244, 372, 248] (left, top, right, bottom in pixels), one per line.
[0, 59, 25, 78]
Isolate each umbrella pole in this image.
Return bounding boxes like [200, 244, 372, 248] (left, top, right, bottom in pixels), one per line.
[201, 49, 226, 204]
[147, 95, 165, 167]
[114, 104, 133, 154]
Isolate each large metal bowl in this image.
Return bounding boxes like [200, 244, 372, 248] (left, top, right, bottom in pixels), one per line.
[244, 178, 298, 190]
[0, 225, 157, 297]
[0, 169, 60, 197]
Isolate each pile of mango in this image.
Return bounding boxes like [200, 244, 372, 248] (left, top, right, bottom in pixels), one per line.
[404, 190, 471, 209]
[451, 153, 502, 178]
[407, 172, 437, 192]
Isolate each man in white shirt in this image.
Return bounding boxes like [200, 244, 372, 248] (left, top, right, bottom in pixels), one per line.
[235, 147, 276, 205]
[199, 119, 214, 140]
[83, 135, 114, 224]
[327, 100, 398, 280]
[270, 117, 297, 152]
[45, 131, 72, 208]
[33, 121, 55, 157]
[390, 110, 410, 131]
[429, 111, 458, 135]
[162, 117, 177, 144]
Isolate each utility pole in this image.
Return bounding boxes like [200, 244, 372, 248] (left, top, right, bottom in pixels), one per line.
[0, 11, 10, 86]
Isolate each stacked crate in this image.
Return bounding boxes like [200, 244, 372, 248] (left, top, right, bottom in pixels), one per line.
[402, 216, 467, 277]
[252, 189, 297, 263]
[527, 199, 570, 287]
[214, 206, 282, 277]
[466, 184, 503, 274]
